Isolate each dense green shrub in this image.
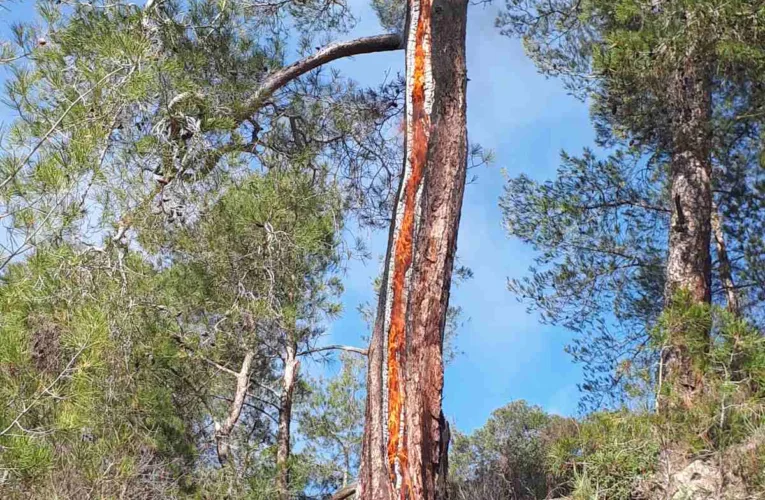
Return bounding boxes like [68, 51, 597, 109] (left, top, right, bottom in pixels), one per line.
[453, 295, 765, 499]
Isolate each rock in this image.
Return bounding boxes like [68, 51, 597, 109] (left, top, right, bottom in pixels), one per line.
[637, 453, 751, 500]
[669, 460, 723, 499]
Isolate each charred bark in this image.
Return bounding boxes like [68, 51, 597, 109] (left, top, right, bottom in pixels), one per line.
[359, 0, 468, 496]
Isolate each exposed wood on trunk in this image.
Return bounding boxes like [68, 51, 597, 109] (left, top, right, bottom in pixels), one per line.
[276, 342, 300, 500]
[661, 48, 713, 411]
[215, 351, 255, 465]
[711, 203, 739, 316]
[403, 0, 467, 493]
[359, 0, 468, 496]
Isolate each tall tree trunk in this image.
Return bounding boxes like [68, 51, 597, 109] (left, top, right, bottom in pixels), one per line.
[215, 351, 255, 465]
[276, 342, 299, 500]
[661, 51, 713, 409]
[359, 0, 468, 496]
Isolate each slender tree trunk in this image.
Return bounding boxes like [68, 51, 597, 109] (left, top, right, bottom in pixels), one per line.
[342, 445, 350, 487]
[711, 201, 750, 381]
[711, 203, 739, 316]
[359, 0, 468, 496]
[661, 50, 713, 409]
[215, 351, 255, 465]
[276, 341, 299, 500]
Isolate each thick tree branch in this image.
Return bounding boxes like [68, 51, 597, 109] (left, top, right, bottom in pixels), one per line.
[181, 34, 402, 178]
[237, 33, 403, 122]
[332, 483, 358, 500]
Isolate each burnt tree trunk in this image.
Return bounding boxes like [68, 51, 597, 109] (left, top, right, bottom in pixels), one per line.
[276, 341, 299, 500]
[359, 0, 468, 496]
[661, 51, 713, 410]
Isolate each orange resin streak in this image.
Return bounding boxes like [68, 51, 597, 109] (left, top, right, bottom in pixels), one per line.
[386, 0, 431, 496]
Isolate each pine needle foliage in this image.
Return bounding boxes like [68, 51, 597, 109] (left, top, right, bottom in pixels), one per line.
[0, 246, 202, 497]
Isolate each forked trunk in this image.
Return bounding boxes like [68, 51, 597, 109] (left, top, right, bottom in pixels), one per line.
[359, 0, 468, 496]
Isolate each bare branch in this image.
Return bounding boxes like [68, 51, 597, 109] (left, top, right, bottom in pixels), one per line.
[203, 357, 240, 378]
[168, 332, 240, 377]
[251, 378, 281, 400]
[712, 202, 739, 316]
[238, 34, 403, 122]
[0, 344, 89, 438]
[0, 52, 30, 64]
[167, 91, 205, 111]
[299, 344, 368, 357]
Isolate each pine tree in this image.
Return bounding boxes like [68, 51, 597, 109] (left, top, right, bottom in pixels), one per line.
[1, 0, 475, 496]
[498, 0, 765, 409]
[0, 245, 204, 496]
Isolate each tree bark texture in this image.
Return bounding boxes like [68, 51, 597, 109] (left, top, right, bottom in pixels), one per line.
[661, 49, 713, 409]
[359, 0, 468, 496]
[276, 342, 300, 500]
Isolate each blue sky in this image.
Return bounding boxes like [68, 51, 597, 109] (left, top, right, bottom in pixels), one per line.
[0, 0, 598, 433]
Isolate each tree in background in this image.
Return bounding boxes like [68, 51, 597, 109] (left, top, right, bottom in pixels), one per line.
[299, 353, 366, 492]
[498, 0, 765, 410]
[154, 167, 351, 498]
[0, 0, 399, 496]
[449, 401, 576, 500]
[0, 0, 405, 282]
[501, 148, 668, 410]
[450, 308, 765, 500]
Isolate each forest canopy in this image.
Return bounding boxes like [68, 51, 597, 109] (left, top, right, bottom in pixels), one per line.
[2, 0, 765, 499]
